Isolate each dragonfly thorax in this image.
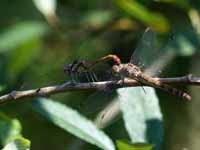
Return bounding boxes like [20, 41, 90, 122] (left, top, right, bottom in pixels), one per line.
[112, 63, 141, 78]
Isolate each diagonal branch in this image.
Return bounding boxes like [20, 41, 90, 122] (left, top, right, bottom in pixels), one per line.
[0, 74, 199, 104]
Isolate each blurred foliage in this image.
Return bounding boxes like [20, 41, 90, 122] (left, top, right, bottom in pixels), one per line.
[32, 98, 115, 150]
[2, 137, 30, 150]
[0, 0, 200, 150]
[116, 140, 154, 150]
[0, 112, 30, 149]
[0, 112, 22, 145]
[0, 22, 47, 52]
[117, 87, 163, 150]
[114, 0, 170, 32]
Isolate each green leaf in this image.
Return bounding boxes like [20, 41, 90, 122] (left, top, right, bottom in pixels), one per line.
[114, 0, 170, 32]
[117, 87, 163, 150]
[0, 85, 6, 92]
[117, 140, 154, 150]
[0, 112, 22, 145]
[2, 137, 31, 150]
[165, 33, 196, 56]
[32, 98, 115, 150]
[6, 38, 42, 82]
[0, 21, 47, 53]
[0, 21, 48, 82]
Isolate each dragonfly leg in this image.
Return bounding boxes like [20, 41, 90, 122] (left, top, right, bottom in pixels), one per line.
[85, 71, 92, 82]
[74, 71, 81, 82]
[88, 71, 95, 82]
[64, 55, 121, 83]
[64, 60, 91, 82]
[130, 77, 147, 94]
[91, 72, 99, 82]
[73, 61, 99, 82]
[141, 86, 147, 94]
[69, 72, 77, 83]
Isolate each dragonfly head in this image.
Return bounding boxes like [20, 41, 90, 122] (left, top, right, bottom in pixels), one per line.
[64, 60, 79, 74]
[64, 64, 73, 74]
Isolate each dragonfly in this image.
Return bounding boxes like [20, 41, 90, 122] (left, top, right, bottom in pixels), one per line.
[64, 28, 192, 101]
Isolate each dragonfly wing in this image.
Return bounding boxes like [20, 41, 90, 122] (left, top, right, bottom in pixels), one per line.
[130, 28, 157, 67]
[144, 51, 176, 76]
[94, 99, 120, 129]
[130, 27, 172, 76]
[80, 89, 117, 117]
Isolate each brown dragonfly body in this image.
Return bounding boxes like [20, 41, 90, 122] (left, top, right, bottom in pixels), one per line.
[64, 54, 192, 101]
[64, 28, 192, 101]
[112, 62, 191, 101]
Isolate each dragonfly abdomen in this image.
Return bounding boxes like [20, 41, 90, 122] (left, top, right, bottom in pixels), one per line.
[136, 72, 192, 101]
[158, 83, 191, 101]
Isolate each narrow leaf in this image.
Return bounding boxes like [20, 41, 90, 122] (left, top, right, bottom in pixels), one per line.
[33, 0, 57, 17]
[0, 112, 22, 145]
[117, 87, 163, 150]
[117, 140, 154, 150]
[114, 0, 170, 32]
[33, 0, 59, 26]
[0, 21, 47, 53]
[2, 137, 31, 150]
[32, 98, 115, 150]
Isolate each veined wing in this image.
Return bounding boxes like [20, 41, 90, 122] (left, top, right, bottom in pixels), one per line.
[130, 28, 172, 76]
[130, 28, 157, 68]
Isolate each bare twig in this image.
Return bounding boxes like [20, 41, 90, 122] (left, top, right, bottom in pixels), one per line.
[0, 74, 199, 104]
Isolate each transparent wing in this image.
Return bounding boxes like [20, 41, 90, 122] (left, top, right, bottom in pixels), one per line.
[79, 89, 117, 118]
[130, 28, 157, 66]
[130, 28, 168, 76]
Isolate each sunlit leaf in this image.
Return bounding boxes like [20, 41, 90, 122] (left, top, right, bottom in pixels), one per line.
[2, 137, 31, 150]
[116, 140, 154, 150]
[32, 98, 115, 150]
[0, 112, 22, 145]
[33, 0, 59, 26]
[33, 0, 56, 16]
[117, 87, 163, 150]
[0, 22, 47, 53]
[114, 0, 170, 32]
